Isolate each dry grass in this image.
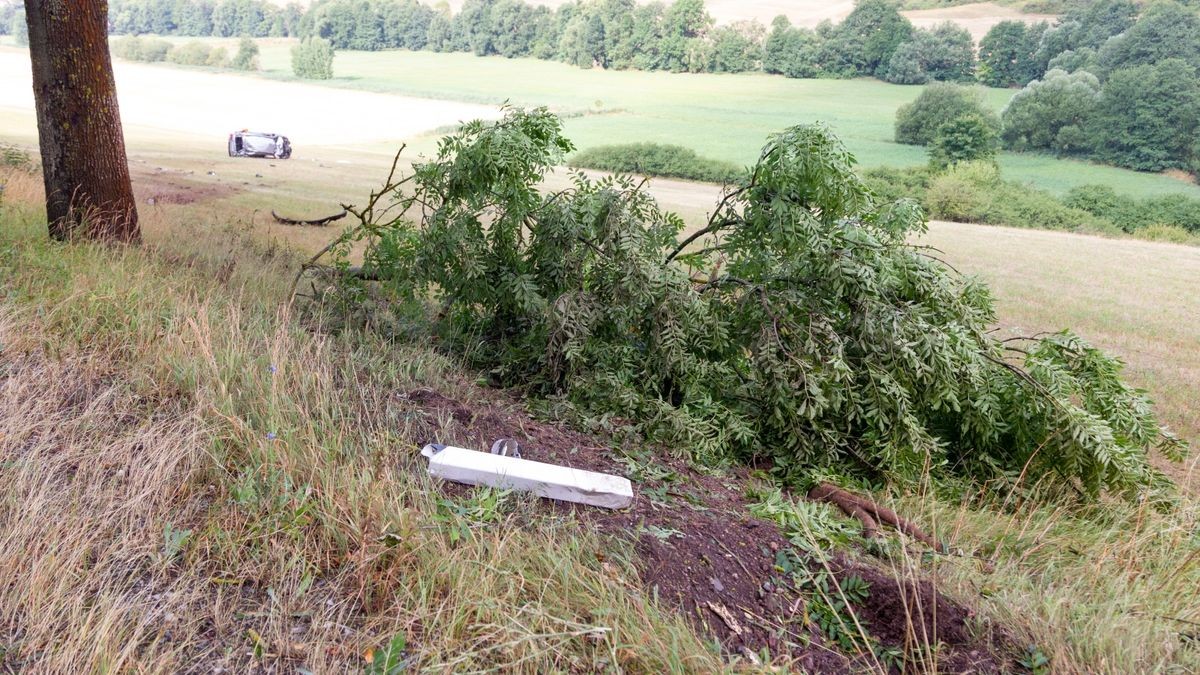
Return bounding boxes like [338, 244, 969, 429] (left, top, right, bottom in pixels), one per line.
[2, 152, 1198, 673]
[0, 194, 726, 672]
[891, 483, 1200, 674]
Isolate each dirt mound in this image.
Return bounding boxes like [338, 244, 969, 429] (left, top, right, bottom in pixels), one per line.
[396, 386, 1016, 671]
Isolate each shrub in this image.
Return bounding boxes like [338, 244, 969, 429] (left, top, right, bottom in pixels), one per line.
[924, 169, 983, 222]
[292, 37, 334, 79]
[168, 41, 217, 66]
[568, 143, 743, 184]
[232, 37, 260, 71]
[1137, 223, 1200, 244]
[205, 46, 229, 68]
[325, 109, 1183, 498]
[111, 35, 145, 60]
[1067, 185, 1200, 233]
[924, 162, 1106, 232]
[895, 83, 999, 145]
[862, 165, 933, 205]
[928, 113, 998, 169]
[112, 35, 174, 62]
[0, 143, 32, 171]
[1001, 69, 1101, 154]
[140, 38, 174, 62]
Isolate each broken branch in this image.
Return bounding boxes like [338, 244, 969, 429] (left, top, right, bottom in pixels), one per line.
[271, 210, 348, 227]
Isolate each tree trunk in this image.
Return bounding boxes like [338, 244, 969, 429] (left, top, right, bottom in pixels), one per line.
[24, 0, 139, 243]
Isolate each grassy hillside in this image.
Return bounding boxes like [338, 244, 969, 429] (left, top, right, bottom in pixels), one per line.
[2, 144, 1197, 670]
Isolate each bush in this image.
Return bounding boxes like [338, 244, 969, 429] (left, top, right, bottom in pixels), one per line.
[924, 161, 1106, 232]
[1137, 223, 1200, 245]
[569, 143, 743, 184]
[1065, 185, 1200, 233]
[111, 35, 144, 60]
[895, 82, 999, 145]
[206, 46, 229, 68]
[0, 143, 32, 171]
[862, 165, 933, 205]
[232, 37, 260, 71]
[112, 35, 174, 62]
[292, 37, 334, 79]
[168, 41, 218, 66]
[326, 109, 1183, 498]
[1001, 69, 1101, 154]
[928, 113, 998, 169]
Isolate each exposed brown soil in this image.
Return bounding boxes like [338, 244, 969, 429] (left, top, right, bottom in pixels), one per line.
[396, 387, 1018, 672]
[132, 168, 241, 205]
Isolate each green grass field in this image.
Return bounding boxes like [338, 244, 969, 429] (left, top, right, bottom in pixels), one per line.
[230, 45, 1200, 199]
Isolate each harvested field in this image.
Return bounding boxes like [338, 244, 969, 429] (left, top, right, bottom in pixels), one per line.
[0, 49, 498, 147]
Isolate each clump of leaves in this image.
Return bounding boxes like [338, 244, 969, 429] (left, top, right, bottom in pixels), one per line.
[325, 107, 1183, 499]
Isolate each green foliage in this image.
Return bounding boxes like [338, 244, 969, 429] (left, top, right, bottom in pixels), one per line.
[928, 113, 998, 169]
[232, 36, 260, 70]
[978, 20, 1047, 88]
[109, 0, 288, 38]
[894, 83, 1000, 145]
[1001, 68, 1101, 154]
[747, 487, 859, 552]
[167, 41, 221, 66]
[112, 36, 147, 61]
[1095, 1, 1200, 75]
[924, 161, 1114, 233]
[827, 0, 914, 76]
[762, 16, 825, 79]
[883, 21, 975, 85]
[568, 143, 744, 184]
[10, 7, 25, 46]
[0, 143, 32, 171]
[292, 37, 335, 79]
[708, 21, 764, 73]
[1064, 185, 1200, 233]
[329, 109, 1183, 499]
[1088, 59, 1200, 173]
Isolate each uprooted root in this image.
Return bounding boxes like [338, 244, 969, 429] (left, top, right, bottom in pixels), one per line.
[808, 482, 944, 552]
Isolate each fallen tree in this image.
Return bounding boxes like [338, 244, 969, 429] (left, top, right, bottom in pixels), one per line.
[312, 108, 1184, 502]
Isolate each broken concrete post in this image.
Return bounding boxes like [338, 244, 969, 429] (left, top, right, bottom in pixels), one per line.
[421, 443, 634, 509]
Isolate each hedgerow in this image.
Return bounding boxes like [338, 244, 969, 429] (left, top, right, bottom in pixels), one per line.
[569, 143, 744, 184]
[321, 109, 1183, 498]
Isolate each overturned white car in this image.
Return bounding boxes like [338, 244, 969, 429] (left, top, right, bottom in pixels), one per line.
[227, 130, 292, 159]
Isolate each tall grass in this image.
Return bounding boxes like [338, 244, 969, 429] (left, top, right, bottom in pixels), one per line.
[0, 194, 726, 672]
[1, 167, 1197, 672]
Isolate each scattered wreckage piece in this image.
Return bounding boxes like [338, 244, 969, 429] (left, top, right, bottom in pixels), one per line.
[271, 209, 347, 227]
[421, 442, 634, 509]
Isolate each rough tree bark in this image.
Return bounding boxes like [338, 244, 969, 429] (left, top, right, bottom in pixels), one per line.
[24, 0, 139, 242]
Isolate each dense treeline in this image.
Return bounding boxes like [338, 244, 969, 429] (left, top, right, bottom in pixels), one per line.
[107, 0, 304, 37]
[101, 0, 977, 81]
[981, 0, 1200, 173]
[86, 0, 1200, 177]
